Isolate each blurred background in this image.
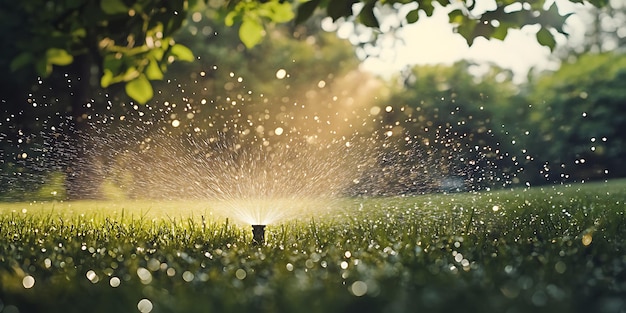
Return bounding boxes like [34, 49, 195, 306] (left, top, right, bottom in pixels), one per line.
[1, 0, 625, 201]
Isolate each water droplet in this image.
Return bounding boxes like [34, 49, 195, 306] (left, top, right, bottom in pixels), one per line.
[147, 259, 160, 271]
[22, 275, 35, 289]
[110, 277, 121, 287]
[137, 267, 152, 284]
[454, 253, 463, 263]
[137, 299, 153, 313]
[235, 269, 247, 280]
[86, 270, 99, 283]
[341, 261, 349, 269]
[351, 281, 368, 296]
[182, 271, 195, 282]
[275, 69, 287, 79]
[166, 268, 176, 277]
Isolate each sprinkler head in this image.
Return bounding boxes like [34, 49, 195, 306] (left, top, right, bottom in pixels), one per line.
[252, 225, 266, 245]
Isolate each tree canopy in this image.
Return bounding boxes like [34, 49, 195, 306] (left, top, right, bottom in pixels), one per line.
[1, 0, 608, 104]
[526, 52, 626, 181]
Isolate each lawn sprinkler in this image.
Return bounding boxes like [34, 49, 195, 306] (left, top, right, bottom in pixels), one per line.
[252, 225, 266, 245]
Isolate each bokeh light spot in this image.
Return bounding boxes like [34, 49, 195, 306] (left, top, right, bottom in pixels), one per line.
[137, 299, 153, 313]
[275, 69, 287, 79]
[22, 275, 35, 289]
[351, 281, 367, 296]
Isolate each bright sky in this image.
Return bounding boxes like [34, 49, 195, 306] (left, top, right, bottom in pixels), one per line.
[353, 1, 590, 83]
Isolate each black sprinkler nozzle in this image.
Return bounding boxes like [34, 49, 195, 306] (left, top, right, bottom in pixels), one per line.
[252, 224, 266, 245]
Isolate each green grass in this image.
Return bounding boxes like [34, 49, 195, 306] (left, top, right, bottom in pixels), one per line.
[1, 180, 625, 313]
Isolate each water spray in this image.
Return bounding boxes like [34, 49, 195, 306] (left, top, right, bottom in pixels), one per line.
[252, 224, 266, 245]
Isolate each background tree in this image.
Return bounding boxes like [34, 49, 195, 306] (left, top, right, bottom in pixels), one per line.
[1, 0, 608, 105]
[0, 0, 620, 200]
[351, 61, 524, 194]
[562, 0, 626, 55]
[0, 4, 381, 200]
[525, 52, 626, 182]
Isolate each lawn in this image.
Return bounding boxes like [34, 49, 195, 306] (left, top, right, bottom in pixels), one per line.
[1, 180, 625, 313]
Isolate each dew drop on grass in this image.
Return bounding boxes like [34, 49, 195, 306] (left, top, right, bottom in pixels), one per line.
[137, 267, 152, 284]
[235, 269, 247, 280]
[286, 263, 294, 271]
[137, 299, 153, 313]
[86, 270, 99, 283]
[166, 268, 176, 277]
[22, 275, 35, 289]
[147, 258, 160, 271]
[351, 281, 367, 296]
[182, 271, 195, 282]
[110, 277, 121, 288]
[454, 253, 463, 263]
[275, 69, 287, 79]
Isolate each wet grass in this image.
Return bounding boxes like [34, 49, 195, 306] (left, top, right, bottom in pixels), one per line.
[1, 180, 625, 313]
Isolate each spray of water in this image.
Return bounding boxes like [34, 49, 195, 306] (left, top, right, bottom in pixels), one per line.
[2, 61, 527, 223]
[82, 126, 376, 225]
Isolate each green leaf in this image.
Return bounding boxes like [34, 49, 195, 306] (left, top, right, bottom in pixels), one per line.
[122, 68, 140, 81]
[406, 8, 419, 24]
[36, 57, 53, 77]
[148, 46, 165, 61]
[188, 0, 203, 10]
[101, 0, 128, 15]
[296, 0, 321, 24]
[262, 1, 294, 23]
[145, 59, 164, 80]
[421, 0, 435, 16]
[125, 74, 153, 105]
[455, 20, 476, 45]
[587, 0, 608, 6]
[101, 69, 114, 88]
[10, 53, 32, 72]
[239, 18, 264, 48]
[358, 0, 379, 28]
[538, 2, 572, 35]
[71, 27, 87, 38]
[327, 0, 357, 21]
[536, 27, 556, 51]
[46, 48, 74, 66]
[170, 44, 194, 62]
[103, 54, 123, 75]
[448, 9, 464, 24]
[491, 23, 509, 40]
[225, 11, 238, 27]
